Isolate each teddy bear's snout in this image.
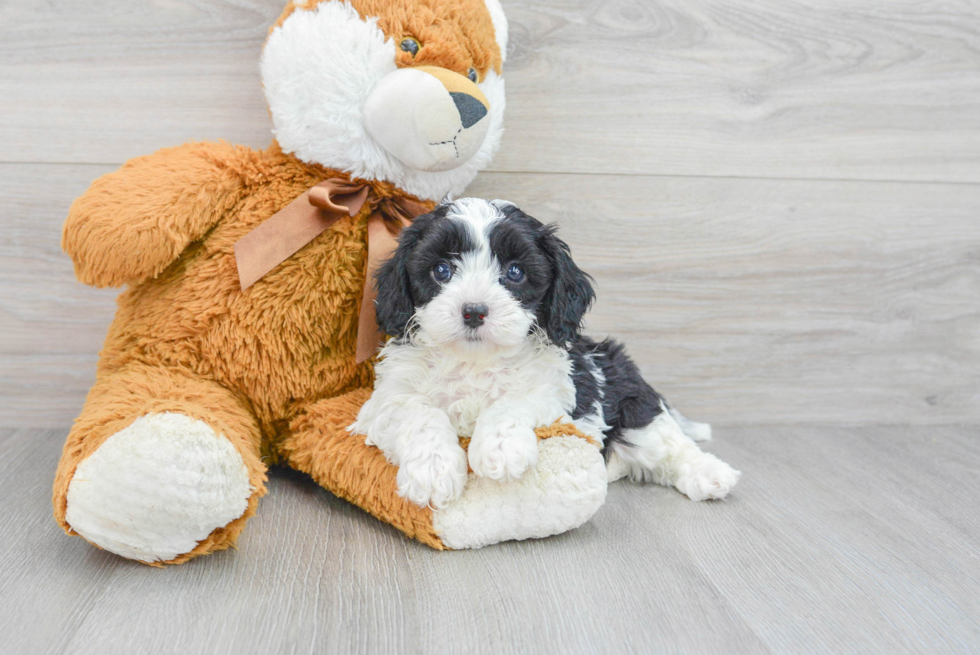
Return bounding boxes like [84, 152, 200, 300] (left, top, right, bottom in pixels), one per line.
[363, 66, 491, 173]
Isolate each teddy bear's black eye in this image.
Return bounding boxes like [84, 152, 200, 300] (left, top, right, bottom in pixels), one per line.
[400, 38, 420, 56]
[466, 67, 479, 83]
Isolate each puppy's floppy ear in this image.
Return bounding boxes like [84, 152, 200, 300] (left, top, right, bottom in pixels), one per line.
[537, 224, 595, 346]
[374, 224, 422, 338]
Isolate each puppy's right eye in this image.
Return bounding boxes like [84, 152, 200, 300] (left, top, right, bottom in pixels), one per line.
[432, 261, 453, 283]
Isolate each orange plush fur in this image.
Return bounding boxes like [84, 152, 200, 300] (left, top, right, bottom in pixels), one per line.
[54, 0, 593, 564]
[273, 0, 502, 78]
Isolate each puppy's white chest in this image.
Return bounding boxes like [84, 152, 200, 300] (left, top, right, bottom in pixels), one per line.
[422, 367, 519, 436]
[366, 340, 578, 439]
[420, 349, 575, 436]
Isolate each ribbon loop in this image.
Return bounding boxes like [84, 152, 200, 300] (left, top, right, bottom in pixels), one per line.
[308, 180, 369, 214]
[233, 175, 433, 363]
[234, 179, 369, 290]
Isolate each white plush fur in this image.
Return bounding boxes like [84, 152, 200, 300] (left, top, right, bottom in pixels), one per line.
[65, 412, 252, 563]
[432, 436, 607, 549]
[261, 1, 506, 201]
[483, 0, 509, 62]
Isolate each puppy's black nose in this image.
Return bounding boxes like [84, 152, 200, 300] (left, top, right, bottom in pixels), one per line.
[462, 303, 488, 328]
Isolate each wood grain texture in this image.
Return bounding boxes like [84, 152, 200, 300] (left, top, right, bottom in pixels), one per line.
[499, 0, 980, 182]
[2, 0, 980, 182]
[2, 426, 978, 655]
[0, 164, 118, 426]
[3, 164, 977, 427]
[468, 173, 980, 426]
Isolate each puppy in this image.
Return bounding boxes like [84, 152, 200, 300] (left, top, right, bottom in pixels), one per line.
[350, 198, 740, 509]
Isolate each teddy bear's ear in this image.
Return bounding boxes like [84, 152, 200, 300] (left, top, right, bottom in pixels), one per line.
[374, 225, 422, 338]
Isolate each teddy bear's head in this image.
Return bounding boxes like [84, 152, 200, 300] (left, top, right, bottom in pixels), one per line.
[262, 0, 508, 201]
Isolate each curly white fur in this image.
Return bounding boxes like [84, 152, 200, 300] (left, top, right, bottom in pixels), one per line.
[351, 330, 584, 507]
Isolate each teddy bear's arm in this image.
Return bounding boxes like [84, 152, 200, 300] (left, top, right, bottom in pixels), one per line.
[62, 141, 259, 288]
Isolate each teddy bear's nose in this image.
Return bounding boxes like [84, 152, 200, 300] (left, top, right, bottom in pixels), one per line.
[451, 93, 488, 129]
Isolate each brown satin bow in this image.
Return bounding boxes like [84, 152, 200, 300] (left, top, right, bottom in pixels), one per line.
[233, 178, 433, 363]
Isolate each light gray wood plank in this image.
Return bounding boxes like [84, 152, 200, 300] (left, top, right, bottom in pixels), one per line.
[2, 1, 979, 182]
[667, 425, 980, 654]
[499, 0, 980, 182]
[468, 172, 980, 427]
[403, 506, 769, 654]
[61, 473, 421, 655]
[0, 429, 418, 655]
[0, 164, 118, 427]
[0, 0, 278, 164]
[4, 164, 977, 427]
[2, 426, 979, 654]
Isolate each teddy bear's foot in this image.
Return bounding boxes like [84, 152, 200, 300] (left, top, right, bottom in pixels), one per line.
[431, 436, 608, 549]
[65, 412, 254, 563]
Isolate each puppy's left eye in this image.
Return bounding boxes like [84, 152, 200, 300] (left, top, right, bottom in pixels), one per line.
[432, 261, 453, 283]
[467, 67, 479, 83]
[505, 264, 525, 283]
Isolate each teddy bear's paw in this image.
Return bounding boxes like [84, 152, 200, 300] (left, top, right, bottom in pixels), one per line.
[468, 419, 539, 481]
[675, 455, 741, 501]
[65, 412, 253, 563]
[396, 445, 468, 510]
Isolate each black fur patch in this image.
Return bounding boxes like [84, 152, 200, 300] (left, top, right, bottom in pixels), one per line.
[485, 211, 554, 318]
[569, 336, 665, 459]
[374, 205, 476, 337]
[492, 205, 596, 346]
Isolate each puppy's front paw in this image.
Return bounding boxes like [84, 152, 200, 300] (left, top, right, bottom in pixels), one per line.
[676, 455, 741, 501]
[469, 419, 539, 481]
[396, 445, 468, 509]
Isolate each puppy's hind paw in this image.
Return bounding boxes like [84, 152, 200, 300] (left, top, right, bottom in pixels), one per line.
[396, 447, 468, 509]
[676, 455, 741, 501]
[468, 420, 539, 481]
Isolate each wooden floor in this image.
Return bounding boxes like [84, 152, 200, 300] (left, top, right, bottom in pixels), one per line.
[1, 0, 979, 653]
[3, 425, 979, 654]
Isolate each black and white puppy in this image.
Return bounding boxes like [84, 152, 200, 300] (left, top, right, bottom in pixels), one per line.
[350, 198, 740, 509]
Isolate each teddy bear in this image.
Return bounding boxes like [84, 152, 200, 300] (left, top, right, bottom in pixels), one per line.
[53, 0, 608, 565]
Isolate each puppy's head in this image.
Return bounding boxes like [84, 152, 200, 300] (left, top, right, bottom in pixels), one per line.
[375, 198, 594, 357]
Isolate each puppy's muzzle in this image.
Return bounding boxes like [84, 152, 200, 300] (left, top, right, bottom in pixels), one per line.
[363, 66, 491, 172]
